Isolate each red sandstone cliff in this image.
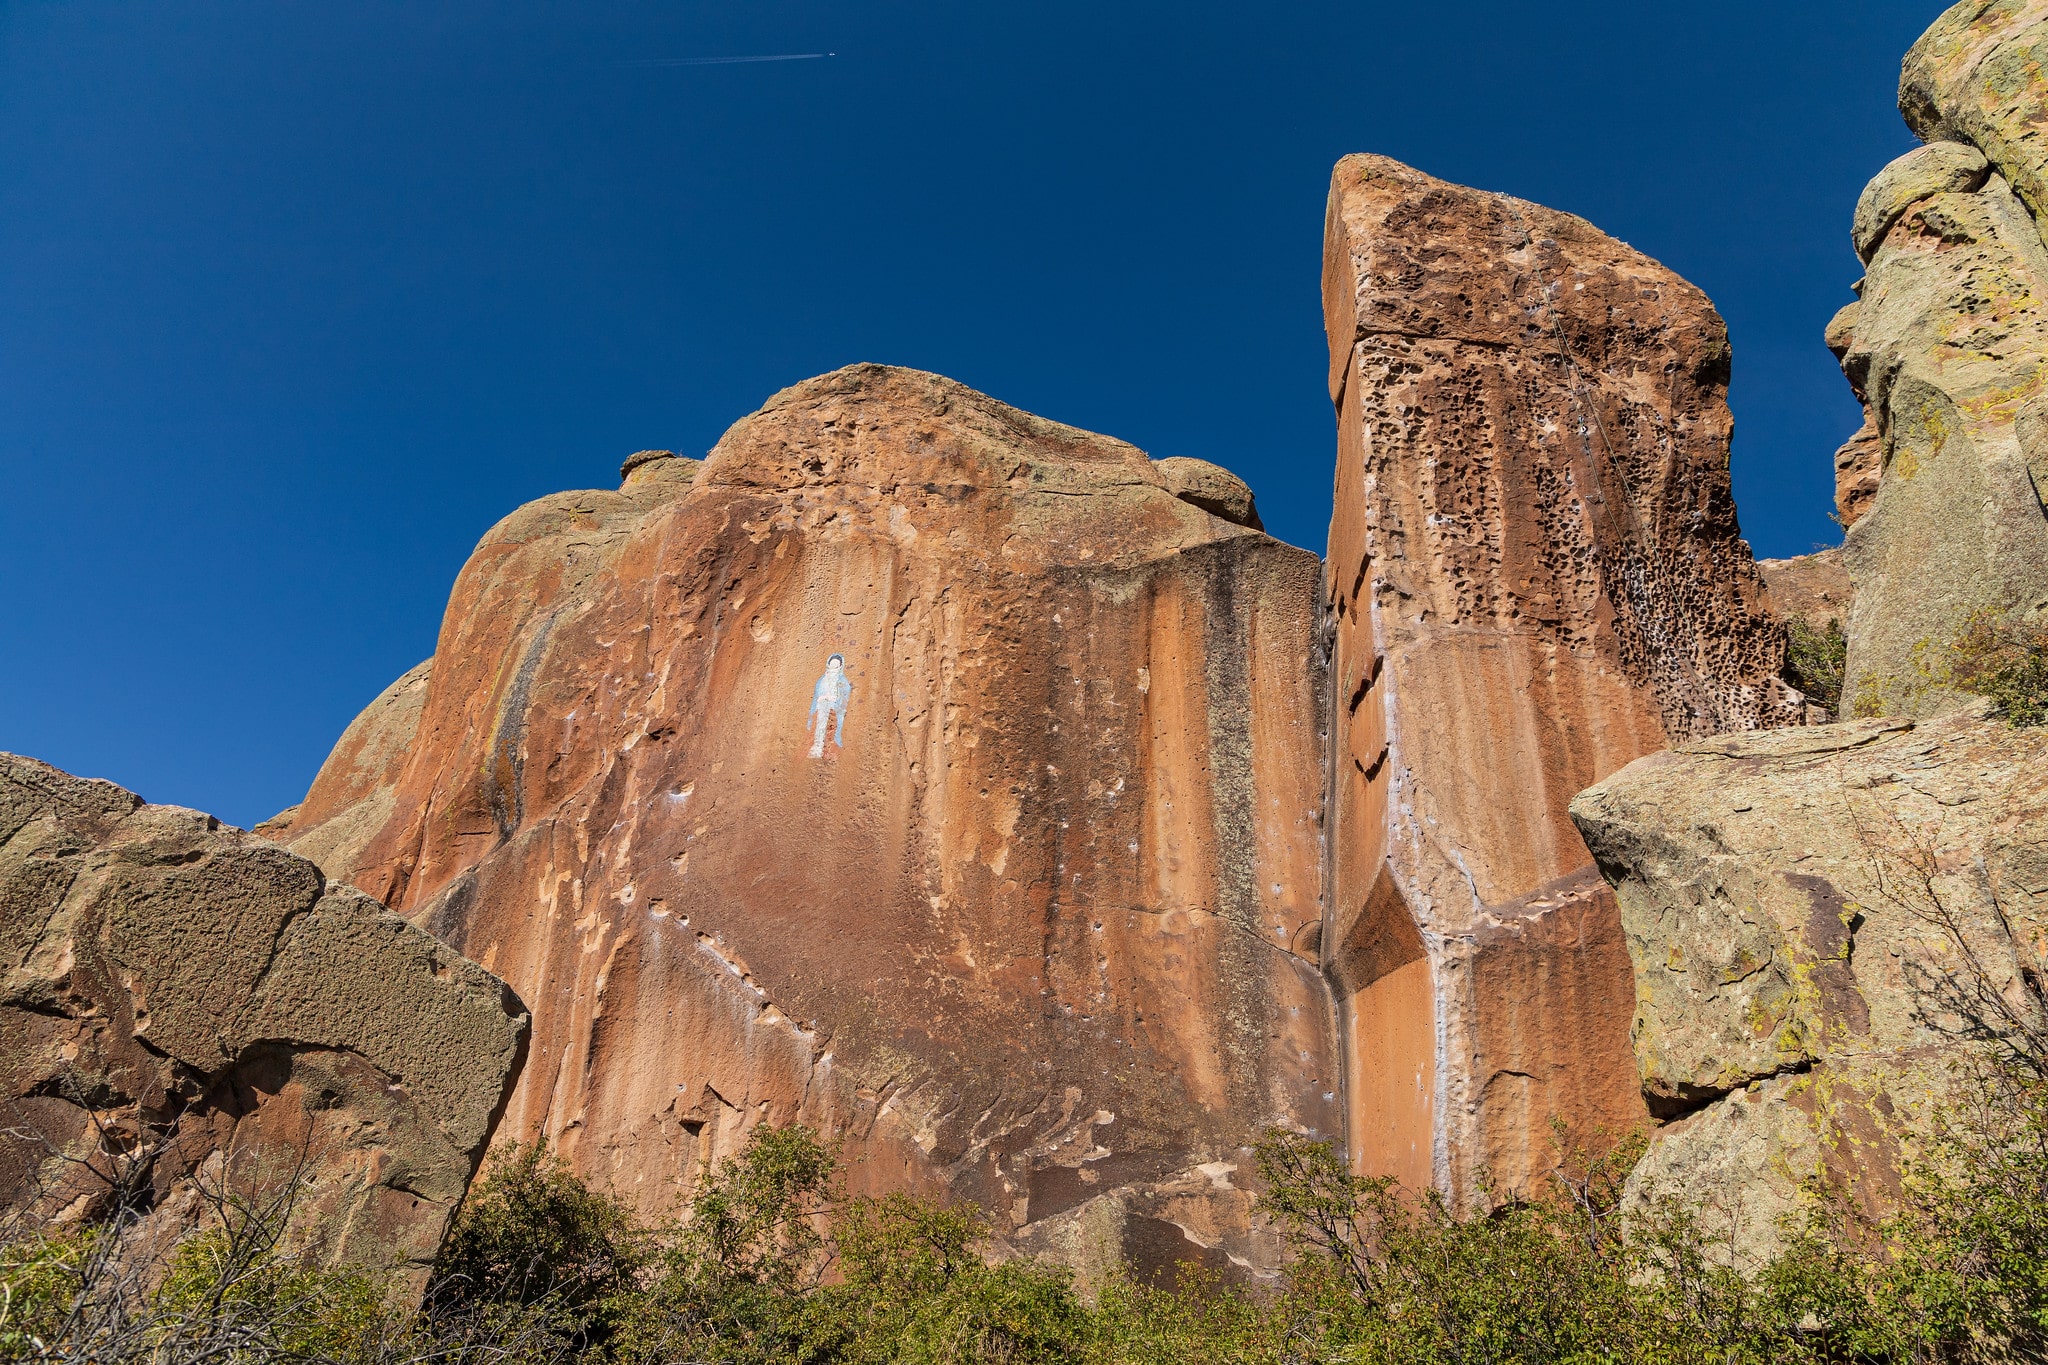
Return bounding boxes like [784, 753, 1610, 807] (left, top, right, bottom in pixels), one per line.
[274, 157, 1817, 1261]
[1320, 155, 1802, 1203]
[283, 366, 1336, 1278]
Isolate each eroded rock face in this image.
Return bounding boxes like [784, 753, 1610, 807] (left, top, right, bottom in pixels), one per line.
[1852, 142, 1991, 263]
[1902, 0, 2048, 232]
[290, 365, 1337, 1279]
[1757, 549, 1853, 633]
[0, 754, 527, 1293]
[1829, 2, 2048, 717]
[1320, 154, 1800, 1203]
[1570, 711, 2048, 1263]
[1833, 417, 1884, 531]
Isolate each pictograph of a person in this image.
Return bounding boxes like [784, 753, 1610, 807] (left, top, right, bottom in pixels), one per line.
[807, 653, 852, 759]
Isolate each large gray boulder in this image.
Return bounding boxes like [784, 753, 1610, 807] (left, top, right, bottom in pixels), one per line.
[0, 753, 529, 1294]
[1571, 711, 2048, 1265]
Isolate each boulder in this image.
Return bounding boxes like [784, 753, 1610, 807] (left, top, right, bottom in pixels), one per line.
[1901, 0, 2048, 233]
[1320, 154, 1800, 1203]
[1851, 142, 1991, 262]
[1571, 710, 2048, 1262]
[1830, 2, 2048, 717]
[0, 753, 527, 1294]
[287, 364, 1336, 1280]
[1153, 456, 1263, 529]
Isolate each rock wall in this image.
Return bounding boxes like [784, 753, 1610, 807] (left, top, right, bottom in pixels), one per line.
[0, 753, 527, 1294]
[1319, 154, 1800, 1203]
[1573, 0, 2048, 1261]
[288, 365, 1337, 1279]
[1757, 550, 1853, 634]
[1828, 0, 2048, 717]
[1571, 711, 2048, 1266]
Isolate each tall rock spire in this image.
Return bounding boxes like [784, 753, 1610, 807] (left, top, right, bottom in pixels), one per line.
[1320, 154, 1800, 1202]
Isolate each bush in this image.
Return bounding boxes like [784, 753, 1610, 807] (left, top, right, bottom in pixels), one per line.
[0, 1154, 408, 1365]
[1784, 617, 1849, 716]
[0, 1228, 101, 1358]
[614, 1123, 836, 1363]
[432, 1141, 644, 1353]
[1941, 608, 2048, 727]
[153, 1227, 391, 1362]
[805, 1194, 1089, 1364]
[1245, 1127, 1763, 1364]
[11, 1083, 2048, 1362]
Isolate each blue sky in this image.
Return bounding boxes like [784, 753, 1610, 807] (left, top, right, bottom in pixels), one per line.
[1, 1, 1938, 826]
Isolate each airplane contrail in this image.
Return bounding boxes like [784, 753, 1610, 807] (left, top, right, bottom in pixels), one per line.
[619, 53, 835, 67]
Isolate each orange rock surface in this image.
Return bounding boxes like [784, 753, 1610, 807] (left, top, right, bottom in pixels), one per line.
[1319, 155, 1800, 1201]
[290, 366, 1336, 1277]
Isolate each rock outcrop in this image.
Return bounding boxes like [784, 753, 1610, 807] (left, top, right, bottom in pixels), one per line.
[0, 753, 527, 1292]
[1827, 0, 2048, 717]
[1320, 154, 1801, 1202]
[1757, 549, 1854, 634]
[1571, 710, 2048, 1266]
[261, 660, 433, 875]
[1833, 418, 1884, 531]
[1561, 1, 2048, 1268]
[1901, 0, 2048, 231]
[287, 365, 1336, 1279]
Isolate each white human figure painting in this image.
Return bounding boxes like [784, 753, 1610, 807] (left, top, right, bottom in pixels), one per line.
[807, 653, 852, 759]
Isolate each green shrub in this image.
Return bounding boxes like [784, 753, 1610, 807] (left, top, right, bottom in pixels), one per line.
[0, 1227, 100, 1358]
[612, 1123, 837, 1363]
[1249, 1128, 1712, 1364]
[432, 1140, 645, 1352]
[1941, 608, 2048, 727]
[1086, 1268, 1274, 1364]
[805, 1194, 1089, 1364]
[154, 1226, 391, 1361]
[13, 1075, 2048, 1363]
[1784, 617, 1849, 716]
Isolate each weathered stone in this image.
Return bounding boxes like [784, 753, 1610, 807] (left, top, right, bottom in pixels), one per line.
[621, 450, 703, 491]
[0, 753, 527, 1293]
[1153, 457, 1262, 529]
[1619, 1054, 1941, 1272]
[1852, 142, 1991, 262]
[1833, 416, 1884, 530]
[1902, 0, 2048, 233]
[1571, 709, 2048, 1259]
[1320, 154, 1800, 1204]
[269, 659, 431, 873]
[1757, 548, 1853, 630]
[621, 448, 677, 479]
[1829, 166, 2048, 716]
[290, 364, 1336, 1279]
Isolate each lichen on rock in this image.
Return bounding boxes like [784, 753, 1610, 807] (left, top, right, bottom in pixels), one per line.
[1572, 708, 2048, 1262]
